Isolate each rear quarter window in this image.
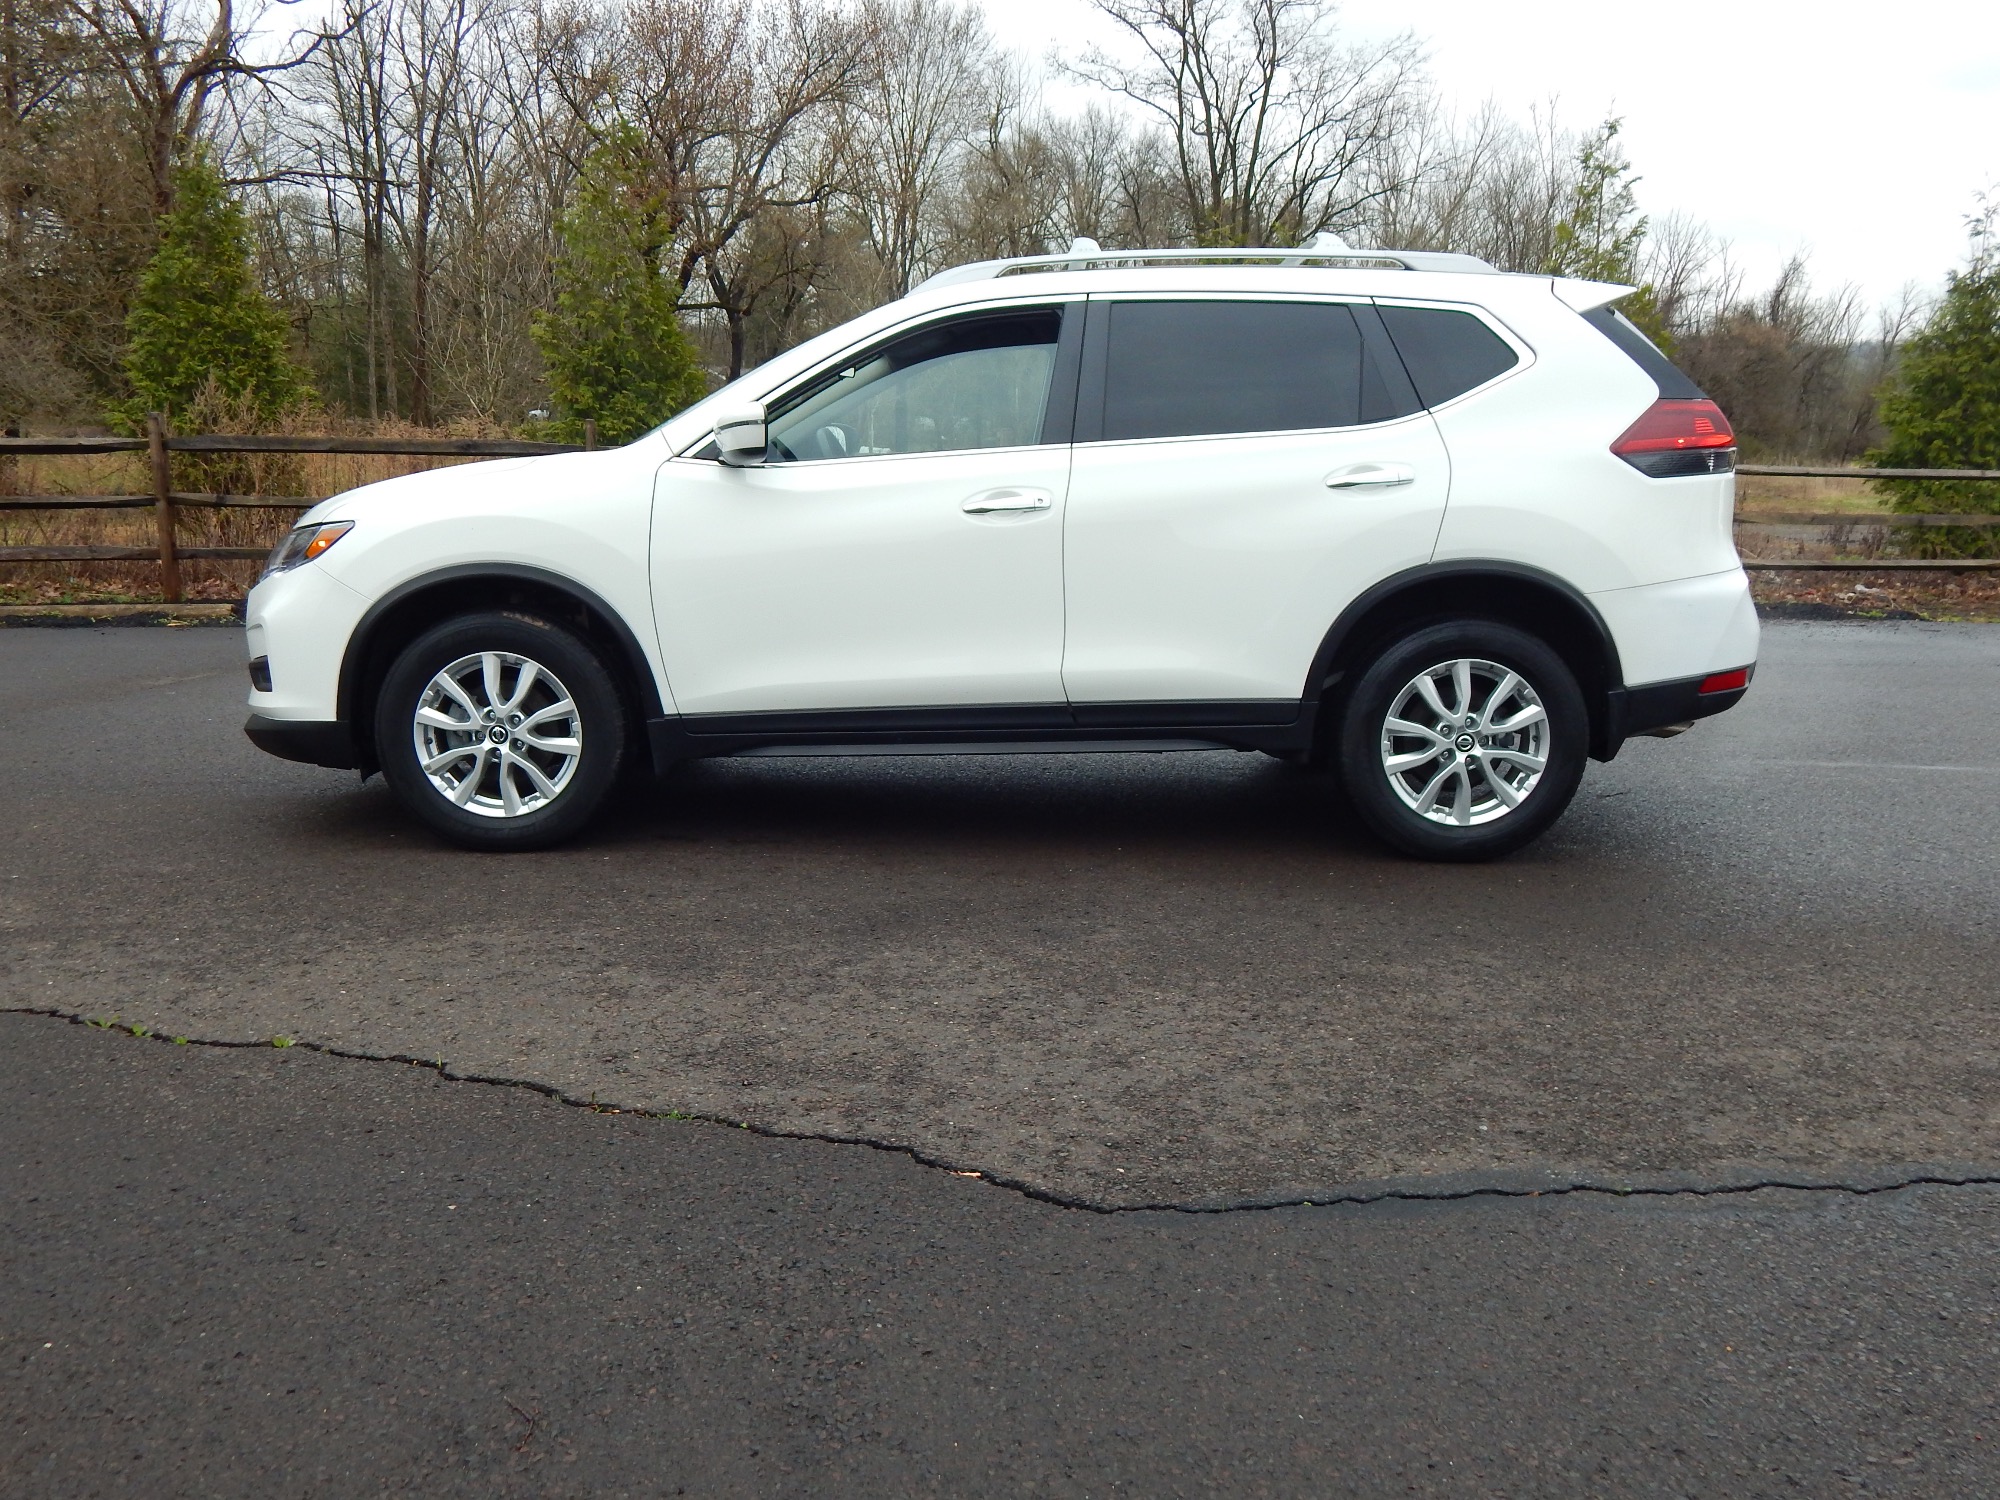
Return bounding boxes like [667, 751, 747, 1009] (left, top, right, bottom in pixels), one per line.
[1376, 305, 1520, 407]
[1582, 306, 1706, 400]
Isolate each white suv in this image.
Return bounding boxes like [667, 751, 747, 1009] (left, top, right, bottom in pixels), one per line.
[243, 244, 1757, 859]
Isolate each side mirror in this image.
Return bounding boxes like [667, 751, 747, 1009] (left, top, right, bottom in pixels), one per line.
[712, 402, 768, 467]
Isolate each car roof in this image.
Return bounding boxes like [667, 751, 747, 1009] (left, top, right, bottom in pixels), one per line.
[654, 248, 1633, 452]
[918, 244, 1503, 289]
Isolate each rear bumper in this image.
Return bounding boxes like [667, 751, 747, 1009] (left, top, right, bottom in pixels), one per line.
[245, 714, 355, 770]
[1603, 667, 1752, 750]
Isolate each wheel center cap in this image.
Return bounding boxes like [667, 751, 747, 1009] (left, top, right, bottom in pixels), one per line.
[1455, 733, 1476, 752]
[487, 725, 509, 745]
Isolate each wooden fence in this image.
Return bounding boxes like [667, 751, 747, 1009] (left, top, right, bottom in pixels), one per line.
[0, 418, 587, 602]
[1, 422, 1997, 603]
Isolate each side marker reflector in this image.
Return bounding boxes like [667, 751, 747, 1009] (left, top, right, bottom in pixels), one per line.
[1698, 668, 1749, 694]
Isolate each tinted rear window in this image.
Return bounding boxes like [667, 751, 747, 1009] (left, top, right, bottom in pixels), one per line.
[1582, 306, 1705, 400]
[1376, 306, 1520, 407]
[1100, 301, 1414, 441]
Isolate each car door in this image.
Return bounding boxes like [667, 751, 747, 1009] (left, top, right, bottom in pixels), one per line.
[651, 304, 1078, 717]
[1059, 295, 1452, 710]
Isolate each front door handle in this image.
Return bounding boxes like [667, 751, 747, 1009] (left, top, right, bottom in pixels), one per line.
[1324, 463, 1415, 489]
[962, 488, 1053, 514]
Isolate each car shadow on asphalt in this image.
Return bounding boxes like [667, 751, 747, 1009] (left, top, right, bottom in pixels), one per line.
[607, 750, 1383, 860]
[277, 748, 1404, 863]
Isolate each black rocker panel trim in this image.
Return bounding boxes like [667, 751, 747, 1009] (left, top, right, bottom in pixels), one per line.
[648, 700, 1311, 764]
[1072, 699, 1299, 729]
[677, 702, 1077, 738]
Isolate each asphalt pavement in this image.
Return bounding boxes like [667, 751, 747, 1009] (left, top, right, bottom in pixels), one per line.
[5, 1011, 1999, 1497]
[3, 620, 2000, 1495]
[2, 622, 1997, 1206]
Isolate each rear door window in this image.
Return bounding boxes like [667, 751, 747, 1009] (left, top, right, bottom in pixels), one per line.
[1375, 305, 1520, 407]
[1095, 300, 1416, 442]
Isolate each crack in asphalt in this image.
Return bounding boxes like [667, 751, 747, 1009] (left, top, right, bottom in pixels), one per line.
[14, 1005, 2000, 1216]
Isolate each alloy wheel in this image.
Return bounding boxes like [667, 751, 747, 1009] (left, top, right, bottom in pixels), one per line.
[410, 651, 583, 818]
[1379, 657, 1550, 827]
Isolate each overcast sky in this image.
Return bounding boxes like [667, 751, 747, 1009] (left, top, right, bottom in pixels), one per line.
[986, 0, 1997, 311]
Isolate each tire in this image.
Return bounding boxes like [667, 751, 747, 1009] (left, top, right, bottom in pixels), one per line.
[374, 610, 626, 851]
[1336, 620, 1587, 861]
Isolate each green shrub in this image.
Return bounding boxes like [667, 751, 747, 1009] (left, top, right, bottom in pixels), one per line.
[531, 125, 707, 446]
[1867, 252, 2000, 558]
[119, 155, 312, 431]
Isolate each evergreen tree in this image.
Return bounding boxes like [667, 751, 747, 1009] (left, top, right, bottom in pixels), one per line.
[532, 126, 707, 445]
[119, 155, 312, 428]
[1868, 203, 2000, 556]
[1545, 118, 1670, 348]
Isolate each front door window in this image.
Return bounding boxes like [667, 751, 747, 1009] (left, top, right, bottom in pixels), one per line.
[768, 311, 1062, 462]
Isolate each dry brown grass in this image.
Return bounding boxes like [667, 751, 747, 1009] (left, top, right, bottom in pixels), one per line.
[1751, 569, 2000, 622]
[1733, 471, 1892, 518]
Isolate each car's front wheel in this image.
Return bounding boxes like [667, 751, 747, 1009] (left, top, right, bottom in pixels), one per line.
[1337, 620, 1587, 861]
[374, 611, 625, 851]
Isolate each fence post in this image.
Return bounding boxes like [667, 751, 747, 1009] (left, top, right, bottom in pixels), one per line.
[583, 418, 598, 451]
[146, 412, 182, 604]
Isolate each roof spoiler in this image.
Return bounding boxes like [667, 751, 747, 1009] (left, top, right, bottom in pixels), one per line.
[1552, 278, 1638, 314]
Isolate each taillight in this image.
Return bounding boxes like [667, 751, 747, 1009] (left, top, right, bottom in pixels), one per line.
[1611, 399, 1737, 477]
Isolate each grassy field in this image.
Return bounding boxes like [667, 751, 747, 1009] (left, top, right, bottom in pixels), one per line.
[1733, 472, 1893, 517]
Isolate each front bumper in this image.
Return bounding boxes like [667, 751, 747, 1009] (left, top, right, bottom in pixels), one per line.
[244, 714, 356, 770]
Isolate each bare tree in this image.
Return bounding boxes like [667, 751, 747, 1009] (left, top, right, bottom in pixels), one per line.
[1362, 100, 1585, 272]
[843, 0, 989, 293]
[625, 0, 871, 377]
[1068, 0, 1422, 247]
[63, 0, 312, 211]
[947, 63, 1066, 260]
[1678, 257, 1893, 459]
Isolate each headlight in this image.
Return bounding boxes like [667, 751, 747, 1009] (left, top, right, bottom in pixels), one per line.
[262, 520, 354, 579]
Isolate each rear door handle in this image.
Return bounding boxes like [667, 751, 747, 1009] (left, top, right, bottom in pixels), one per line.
[962, 488, 1053, 514]
[1324, 463, 1415, 489]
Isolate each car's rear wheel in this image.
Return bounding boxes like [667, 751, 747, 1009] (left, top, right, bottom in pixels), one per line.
[1337, 620, 1586, 861]
[375, 611, 625, 851]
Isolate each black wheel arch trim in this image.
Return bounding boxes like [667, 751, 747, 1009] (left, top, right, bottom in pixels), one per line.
[335, 564, 666, 766]
[1302, 560, 1629, 760]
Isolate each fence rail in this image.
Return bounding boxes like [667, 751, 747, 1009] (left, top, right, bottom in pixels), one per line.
[3, 433, 1998, 601]
[0, 434, 584, 458]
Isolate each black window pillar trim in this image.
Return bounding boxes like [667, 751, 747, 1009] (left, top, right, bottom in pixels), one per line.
[1035, 300, 1088, 446]
[1071, 298, 1110, 444]
[1350, 302, 1424, 419]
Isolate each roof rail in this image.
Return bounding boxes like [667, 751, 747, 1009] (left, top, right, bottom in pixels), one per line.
[916, 237, 1499, 291]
